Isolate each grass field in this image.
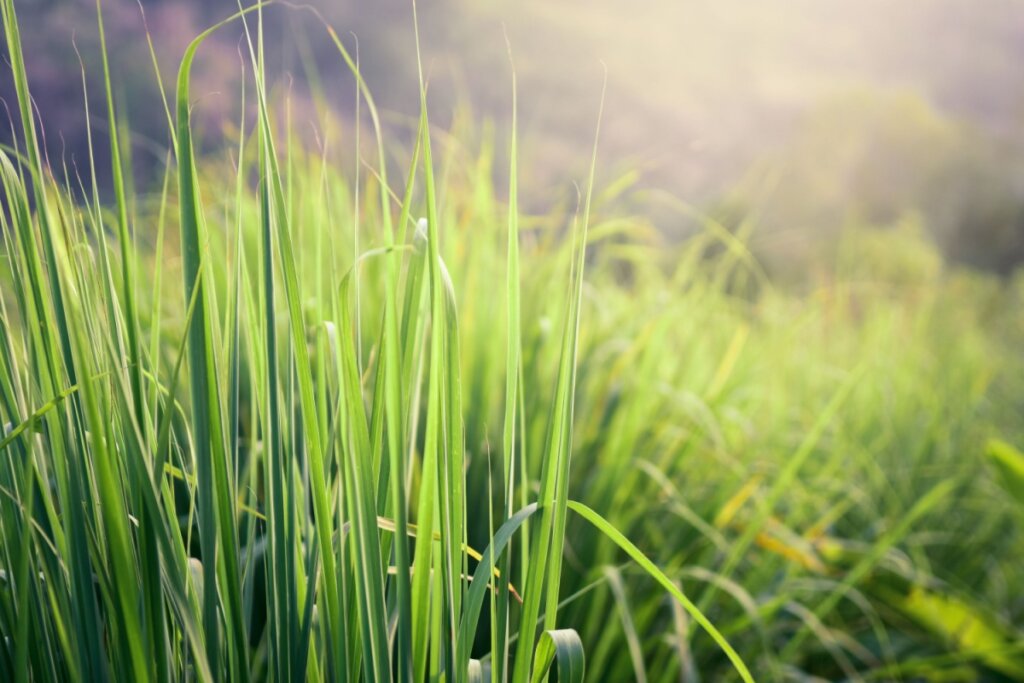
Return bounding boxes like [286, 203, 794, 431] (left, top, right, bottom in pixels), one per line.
[1, 1, 1023, 681]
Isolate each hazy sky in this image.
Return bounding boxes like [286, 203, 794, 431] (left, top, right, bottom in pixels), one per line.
[385, 0, 1024, 196]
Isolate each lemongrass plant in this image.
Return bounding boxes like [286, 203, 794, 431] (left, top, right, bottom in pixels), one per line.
[0, 1, 752, 681]
[3, 1, 1024, 682]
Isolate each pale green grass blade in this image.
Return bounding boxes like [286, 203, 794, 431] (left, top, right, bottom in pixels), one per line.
[410, 5, 458, 676]
[987, 439, 1024, 506]
[530, 629, 586, 683]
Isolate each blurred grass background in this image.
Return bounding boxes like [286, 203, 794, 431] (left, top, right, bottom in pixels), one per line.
[3, 0, 1023, 272]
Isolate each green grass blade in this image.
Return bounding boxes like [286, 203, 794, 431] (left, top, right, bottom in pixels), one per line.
[567, 500, 754, 683]
[530, 629, 586, 683]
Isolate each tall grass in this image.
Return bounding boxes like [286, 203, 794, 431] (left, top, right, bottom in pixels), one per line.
[1, 1, 1023, 681]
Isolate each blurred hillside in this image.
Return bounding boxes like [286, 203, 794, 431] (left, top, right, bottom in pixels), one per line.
[2, 0, 1023, 271]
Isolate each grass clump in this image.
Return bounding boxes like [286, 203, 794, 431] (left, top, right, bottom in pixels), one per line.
[1, 1, 1023, 681]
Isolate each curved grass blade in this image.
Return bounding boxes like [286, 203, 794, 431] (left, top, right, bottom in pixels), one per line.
[530, 629, 586, 683]
[457, 503, 540, 677]
[567, 500, 755, 683]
